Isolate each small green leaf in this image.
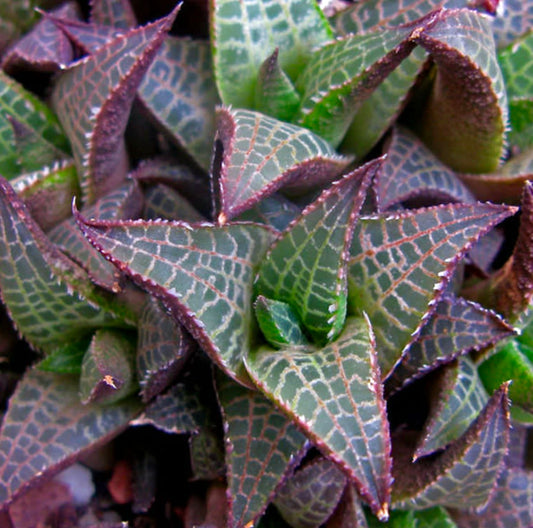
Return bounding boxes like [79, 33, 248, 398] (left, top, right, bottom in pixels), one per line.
[0, 368, 141, 506]
[37, 334, 92, 374]
[79, 328, 137, 405]
[415, 357, 489, 459]
[213, 107, 351, 223]
[217, 375, 308, 528]
[51, 8, 177, 204]
[90, 0, 137, 29]
[77, 216, 276, 385]
[392, 383, 510, 510]
[246, 316, 392, 520]
[273, 458, 347, 528]
[255, 158, 378, 344]
[254, 296, 309, 348]
[210, 0, 332, 107]
[411, 507, 458, 528]
[348, 203, 515, 377]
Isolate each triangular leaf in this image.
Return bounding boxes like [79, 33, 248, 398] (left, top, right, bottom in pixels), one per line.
[37, 334, 92, 374]
[76, 215, 276, 384]
[255, 158, 378, 344]
[246, 316, 392, 520]
[217, 375, 308, 528]
[348, 203, 515, 377]
[90, 0, 137, 29]
[273, 458, 347, 528]
[213, 107, 351, 223]
[137, 297, 194, 402]
[414, 357, 489, 459]
[210, 0, 332, 107]
[51, 8, 177, 204]
[391, 383, 510, 510]
[0, 368, 141, 506]
[143, 183, 205, 222]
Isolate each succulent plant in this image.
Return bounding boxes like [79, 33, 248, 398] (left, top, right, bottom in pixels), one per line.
[0, 0, 532, 526]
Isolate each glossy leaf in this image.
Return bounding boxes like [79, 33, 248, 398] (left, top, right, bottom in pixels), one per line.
[254, 296, 309, 348]
[0, 176, 118, 351]
[137, 297, 194, 402]
[138, 36, 220, 171]
[411, 507, 457, 528]
[0, 369, 141, 506]
[90, 0, 137, 29]
[79, 329, 137, 405]
[213, 107, 350, 223]
[376, 126, 475, 211]
[77, 216, 276, 384]
[448, 467, 533, 528]
[210, 0, 332, 107]
[348, 203, 515, 377]
[273, 458, 347, 528]
[392, 384, 510, 510]
[51, 8, 177, 204]
[1, 2, 79, 73]
[410, 8, 507, 173]
[415, 357, 489, 458]
[37, 334, 92, 374]
[387, 295, 514, 392]
[255, 158, 377, 344]
[246, 316, 392, 520]
[217, 375, 308, 528]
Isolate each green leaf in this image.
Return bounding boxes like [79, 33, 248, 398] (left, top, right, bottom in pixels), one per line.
[413, 507, 457, 528]
[365, 509, 415, 528]
[376, 126, 475, 211]
[415, 357, 489, 459]
[348, 203, 515, 377]
[138, 36, 220, 171]
[0, 0, 40, 32]
[77, 216, 276, 385]
[51, 8, 177, 204]
[79, 328, 137, 405]
[217, 375, 308, 528]
[213, 107, 351, 223]
[137, 297, 194, 402]
[448, 467, 533, 528]
[387, 295, 514, 392]
[410, 8, 507, 173]
[210, 0, 332, 107]
[37, 334, 92, 374]
[143, 184, 205, 222]
[254, 296, 309, 348]
[0, 368, 141, 506]
[235, 193, 301, 232]
[255, 158, 378, 344]
[273, 458, 347, 528]
[0, 176, 119, 351]
[246, 316, 392, 520]
[392, 383, 510, 510]
[90, 0, 137, 29]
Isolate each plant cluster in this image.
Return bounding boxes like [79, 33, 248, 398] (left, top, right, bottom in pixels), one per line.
[0, 0, 532, 526]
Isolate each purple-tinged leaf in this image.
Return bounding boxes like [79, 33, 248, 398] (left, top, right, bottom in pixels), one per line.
[76, 215, 276, 385]
[132, 450, 156, 514]
[11, 160, 79, 232]
[410, 8, 507, 173]
[90, 0, 137, 29]
[138, 36, 220, 171]
[376, 126, 475, 211]
[255, 159, 377, 344]
[491, 0, 533, 47]
[51, 8, 178, 205]
[213, 107, 351, 223]
[137, 297, 194, 402]
[37, 334, 92, 374]
[348, 203, 516, 377]
[79, 329, 137, 405]
[210, 0, 333, 108]
[387, 295, 514, 392]
[449, 467, 533, 527]
[189, 424, 226, 481]
[49, 181, 143, 292]
[143, 184, 205, 222]
[415, 357, 489, 459]
[0, 368, 141, 507]
[216, 375, 308, 528]
[1, 2, 79, 73]
[235, 193, 301, 232]
[273, 458, 347, 528]
[0, 176, 119, 351]
[391, 383, 510, 510]
[326, 484, 369, 528]
[505, 423, 528, 468]
[246, 316, 392, 520]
